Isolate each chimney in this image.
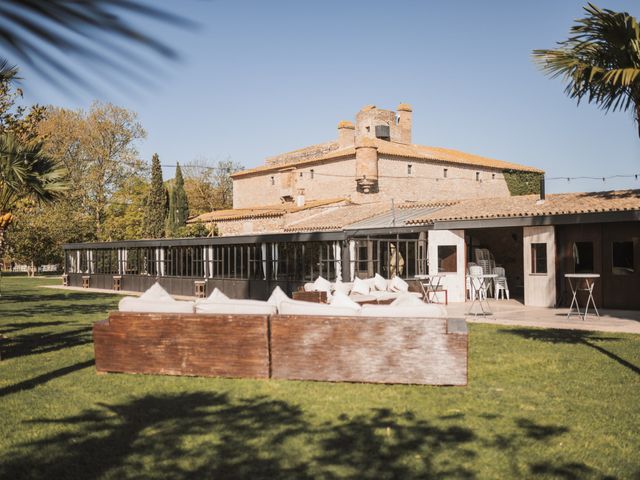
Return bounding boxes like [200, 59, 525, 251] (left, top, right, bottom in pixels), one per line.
[397, 103, 412, 144]
[337, 120, 355, 148]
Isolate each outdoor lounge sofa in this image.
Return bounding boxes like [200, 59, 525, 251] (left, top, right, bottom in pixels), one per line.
[93, 283, 468, 385]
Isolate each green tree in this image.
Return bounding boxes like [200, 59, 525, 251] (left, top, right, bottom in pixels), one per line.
[39, 102, 146, 239]
[183, 158, 243, 214]
[0, 133, 68, 270]
[174, 163, 189, 227]
[143, 153, 167, 239]
[533, 3, 640, 138]
[103, 175, 150, 241]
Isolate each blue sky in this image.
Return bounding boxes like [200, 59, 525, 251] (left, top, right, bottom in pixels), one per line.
[14, 0, 640, 193]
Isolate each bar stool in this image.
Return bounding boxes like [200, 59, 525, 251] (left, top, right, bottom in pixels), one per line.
[194, 280, 206, 298]
[112, 275, 122, 291]
[82, 276, 90, 288]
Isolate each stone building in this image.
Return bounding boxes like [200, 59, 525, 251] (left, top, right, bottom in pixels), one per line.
[232, 103, 544, 210]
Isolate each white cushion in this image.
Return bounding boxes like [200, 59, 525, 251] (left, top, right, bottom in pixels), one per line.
[313, 276, 332, 292]
[360, 304, 447, 318]
[329, 291, 362, 311]
[267, 286, 289, 307]
[303, 282, 316, 292]
[389, 276, 409, 293]
[332, 281, 352, 295]
[352, 277, 370, 295]
[118, 296, 194, 313]
[390, 293, 425, 307]
[195, 300, 276, 315]
[200, 287, 229, 304]
[374, 273, 388, 291]
[139, 282, 174, 302]
[368, 291, 401, 302]
[278, 299, 360, 316]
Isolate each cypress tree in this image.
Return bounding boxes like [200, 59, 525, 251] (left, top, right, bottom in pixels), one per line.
[143, 153, 167, 238]
[165, 185, 176, 237]
[173, 163, 189, 228]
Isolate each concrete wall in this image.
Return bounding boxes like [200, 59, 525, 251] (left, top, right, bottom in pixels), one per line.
[428, 229, 466, 303]
[523, 225, 556, 307]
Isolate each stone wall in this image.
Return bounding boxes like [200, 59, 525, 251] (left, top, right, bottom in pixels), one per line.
[214, 216, 284, 236]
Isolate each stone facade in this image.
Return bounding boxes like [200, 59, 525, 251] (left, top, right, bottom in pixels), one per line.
[232, 103, 538, 209]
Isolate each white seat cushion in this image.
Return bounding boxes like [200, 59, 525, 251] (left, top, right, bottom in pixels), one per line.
[200, 287, 229, 304]
[389, 276, 409, 293]
[390, 293, 425, 306]
[267, 286, 289, 307]
[329, 291, 362, 311]
[373, 273, 388, 291]
[303, 282, 316, 292]
[360, 304, 447, 318]
[119, 296, 195, 313]
[352, 277, 370, 295]
[332, 281, 352, 295]
[278, 299, 360, 316]
[195, 300, 276, 315]
[348, 294, 377, 304]
[139, 282, 175, 302]
[313, 276, 332, 292]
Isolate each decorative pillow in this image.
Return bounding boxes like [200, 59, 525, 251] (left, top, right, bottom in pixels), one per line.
[352, 277, 370, 295]
[329, 291, 362, 311]
[363, 277, 377, 290]
[374, 273, 388, 291]
[267, 286, 289, 307]
[313, 275, 332, 292]
[139, 282, 174, 302]
[389, 276, 409, 293]
[390, 293, 424, 307]
[332, 280, 352, 296]
[200, 287, 230, 304]
[303, 282, 316, 292]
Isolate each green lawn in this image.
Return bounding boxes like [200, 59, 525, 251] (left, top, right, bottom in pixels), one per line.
[0, 277, 638, 479]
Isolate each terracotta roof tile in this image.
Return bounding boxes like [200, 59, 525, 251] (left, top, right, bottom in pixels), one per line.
[406, 190, 640, 225]
[284, 202, 391, 232]
[189, 198, 347, 223]
[232, 139, 543, 178]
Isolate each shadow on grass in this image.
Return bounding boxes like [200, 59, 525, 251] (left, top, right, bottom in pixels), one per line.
[0, 391, 607, 480]
[0, 360, 95, 398]
[1, 326, 93, 360]
[501, 328, 640, 376]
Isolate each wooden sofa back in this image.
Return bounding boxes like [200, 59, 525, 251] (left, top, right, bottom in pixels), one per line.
[93, 312, 270, 379]
[270, 315, 467, 386]
[93, 312, 468, 385]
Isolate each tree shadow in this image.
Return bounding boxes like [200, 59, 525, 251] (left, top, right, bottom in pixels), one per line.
[1, 326, 93, 360]
[501, 328, 640, 376]
[0, 392, 608, 480]
[0, 360, 95, 398]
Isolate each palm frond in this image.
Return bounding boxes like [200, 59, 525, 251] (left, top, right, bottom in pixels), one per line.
[0, 1, 195, 94]
[532, 2, 640, 125]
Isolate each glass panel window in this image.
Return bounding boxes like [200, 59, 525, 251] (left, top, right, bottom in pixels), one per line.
[438, 245, 457, 273]
[612, 241, 635, 275]
[531, 243, 547, 274]
[573, 242, 594, 273]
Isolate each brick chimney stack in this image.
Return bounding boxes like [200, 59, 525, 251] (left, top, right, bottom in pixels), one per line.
[337, 120, 355, 148]
[355, 137, 379, 194]
[397, 103, 412, 144]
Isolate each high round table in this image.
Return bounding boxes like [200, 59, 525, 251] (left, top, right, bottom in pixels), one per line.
[565, 273, 600, 321]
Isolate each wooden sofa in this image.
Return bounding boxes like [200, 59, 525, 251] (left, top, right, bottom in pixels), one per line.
[93, 312, 468, 386]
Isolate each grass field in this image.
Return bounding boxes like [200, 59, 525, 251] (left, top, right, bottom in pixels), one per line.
[0, 276, 638, 479]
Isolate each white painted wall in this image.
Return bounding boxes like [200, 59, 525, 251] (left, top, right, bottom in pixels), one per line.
[523, 226, 556, 307]
[428, 229, 466, 303]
